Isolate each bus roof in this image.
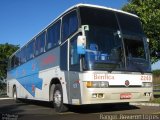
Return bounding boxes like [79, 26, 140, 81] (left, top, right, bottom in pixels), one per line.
[10, 3, 138, 58]
[72, 3, 138, 17]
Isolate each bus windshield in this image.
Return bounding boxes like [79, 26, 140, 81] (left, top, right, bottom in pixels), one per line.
[84, 25, 124, 71]
[80, 7, 151, 72]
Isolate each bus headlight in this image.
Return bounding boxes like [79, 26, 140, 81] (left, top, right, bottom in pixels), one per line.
[142, 82, 152, 87]
[86, 81, 109, 88]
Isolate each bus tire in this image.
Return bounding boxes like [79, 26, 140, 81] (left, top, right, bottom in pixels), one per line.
[53, 84, 68, 112]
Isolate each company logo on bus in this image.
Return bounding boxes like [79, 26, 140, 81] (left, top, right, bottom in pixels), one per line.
[94, 74, 114, 80]
[41, 55, 56, 66]
[125, 80, 130, 87]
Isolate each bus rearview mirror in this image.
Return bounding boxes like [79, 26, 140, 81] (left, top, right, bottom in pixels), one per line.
[77, 35, 86, 55]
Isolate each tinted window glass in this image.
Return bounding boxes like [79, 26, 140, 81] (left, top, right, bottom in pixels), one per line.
[14, 52, 20, 67]
[124, 39, 145, 59]
[69, 35, 80, 71]
[7, 58, 11, 70]
[20, 47, 27, 64]
[117, 13, 144, 34]
[46, 20, 60, 50]
[70, 37, 79, 65]
[35, 32, 45, 56]
[84, 25, 123, 71]
[26, 40, 35, 60]
[60, 42, 68, 70]
[62, 10, 78, 42]
[11, 55, 15, 69]
[80, 7, 119, 30]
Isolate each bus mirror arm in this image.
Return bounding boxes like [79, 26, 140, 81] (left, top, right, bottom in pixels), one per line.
[81, 25, 89, 36]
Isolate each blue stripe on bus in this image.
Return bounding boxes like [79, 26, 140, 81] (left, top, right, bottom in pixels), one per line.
[9, 59, 43, 97]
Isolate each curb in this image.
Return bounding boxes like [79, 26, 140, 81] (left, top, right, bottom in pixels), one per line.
[0, 97, 13, 100]
[130, 102, 160, 107]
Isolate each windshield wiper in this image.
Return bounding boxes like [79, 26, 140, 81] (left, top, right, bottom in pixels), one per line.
[107, 61, 121, 73]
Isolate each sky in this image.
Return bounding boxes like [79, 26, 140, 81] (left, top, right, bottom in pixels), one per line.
[152, 61, 160, 70]
[0, 0, 159, 70]
[0, 0, 128, 46]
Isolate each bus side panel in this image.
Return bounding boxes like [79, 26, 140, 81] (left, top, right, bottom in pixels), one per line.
[34, 47, 60, 100]
[7, 79, 16, 98]
[7, 47, 68, 102]
[66, 71, 82, 105]
[37, 45, 69, 103]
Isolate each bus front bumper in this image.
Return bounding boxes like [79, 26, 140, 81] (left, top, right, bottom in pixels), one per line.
[81, 87, 153, 104]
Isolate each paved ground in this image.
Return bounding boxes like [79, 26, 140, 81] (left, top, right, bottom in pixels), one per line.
[0, 99, 159, 120]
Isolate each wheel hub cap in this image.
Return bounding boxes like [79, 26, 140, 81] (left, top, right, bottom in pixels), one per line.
[54, 90, 62, 107]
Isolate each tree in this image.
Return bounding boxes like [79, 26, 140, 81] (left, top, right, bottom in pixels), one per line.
[122, 0, 160, 63]
[0, 43, 19, 81]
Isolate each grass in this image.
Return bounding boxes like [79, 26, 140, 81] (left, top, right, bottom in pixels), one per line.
[154, 92, 160, 95]
[148, 92, 160, 104]
[152, 71, 160, 104]
[153, 76, 160, 84]
[154, 86, 160, 90]
[150, 97, 160, 104]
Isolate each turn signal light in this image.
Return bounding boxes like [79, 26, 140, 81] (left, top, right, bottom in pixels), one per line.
[86, 81, 93, 87]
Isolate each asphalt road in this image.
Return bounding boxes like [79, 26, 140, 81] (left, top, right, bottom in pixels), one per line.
[0, 99, 160, 120]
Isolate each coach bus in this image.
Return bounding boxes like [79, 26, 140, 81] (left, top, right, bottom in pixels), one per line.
[7, 4, 153, 112]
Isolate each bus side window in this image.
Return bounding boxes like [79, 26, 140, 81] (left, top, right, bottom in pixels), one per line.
[46, 20, 60, 50]
[14, 52, 20, 67]
[35, 32, 45, 56]
[62, 10, 78, 43]
[69, 35, 80, 71]
[26, 40, 35, 60]
[11, 55, 15, 69]
[7, 58, 11, 70]
[60, 42, 68, 70]
[20, 47, 27, 64]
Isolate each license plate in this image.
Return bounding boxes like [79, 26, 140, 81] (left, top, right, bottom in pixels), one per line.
[120, 93, 132, 99]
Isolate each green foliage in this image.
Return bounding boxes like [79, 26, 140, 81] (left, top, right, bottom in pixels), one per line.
[0, 43, 19, 80]
[150, 97, 160, 104]
[152, 70, 160, 85]
[152, 70, 160, 77]
[122, 0, 160, 63]
[0, 82, 6, 95]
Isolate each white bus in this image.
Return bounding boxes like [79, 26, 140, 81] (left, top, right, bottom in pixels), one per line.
[7, 4, 153, 112]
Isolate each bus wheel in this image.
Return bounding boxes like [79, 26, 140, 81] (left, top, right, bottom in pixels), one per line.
[13, 87, 17, 100]
[53, 84, 68, 112]
[13, 86, 20, 103]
